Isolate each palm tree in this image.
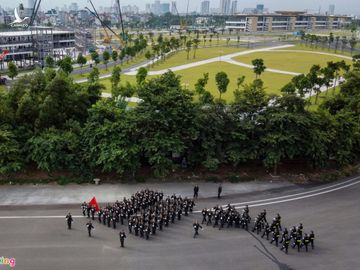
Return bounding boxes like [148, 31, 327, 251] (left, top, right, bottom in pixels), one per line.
[328, 33, 334, 51]
[334, 36, 340, 53]
[192, 39, 200, 59]
[186, 40, 192, 60]
[341, 36, 348, 53]
[252, 58, 266, 79]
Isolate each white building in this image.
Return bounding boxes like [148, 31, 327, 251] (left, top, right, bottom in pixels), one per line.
[200, 1, 210, 15]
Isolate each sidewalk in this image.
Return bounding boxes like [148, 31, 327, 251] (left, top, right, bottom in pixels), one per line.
[0, 181, 294, 206]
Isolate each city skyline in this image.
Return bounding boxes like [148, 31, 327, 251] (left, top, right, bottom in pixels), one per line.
[0, 0, 359, 16]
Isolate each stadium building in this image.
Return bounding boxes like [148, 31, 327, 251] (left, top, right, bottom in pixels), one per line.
[225, 11, 352, 32]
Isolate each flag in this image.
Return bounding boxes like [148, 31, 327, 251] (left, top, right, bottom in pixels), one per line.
[89, 196, 100, 211]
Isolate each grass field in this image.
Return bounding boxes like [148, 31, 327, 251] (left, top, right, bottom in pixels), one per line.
[100, 62, 293, 101]
[233, 50, 352, 74]
[281, 44, 354, 57]
[150, 46, 248, 71]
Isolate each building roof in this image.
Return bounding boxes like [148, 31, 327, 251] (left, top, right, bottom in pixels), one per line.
[0, 29, 74, 37]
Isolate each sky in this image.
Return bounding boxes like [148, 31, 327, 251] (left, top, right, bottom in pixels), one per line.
[0, 0, 359, 16]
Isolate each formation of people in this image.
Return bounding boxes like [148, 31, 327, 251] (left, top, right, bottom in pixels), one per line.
[77, 189, 195, 245]
[199, 204, 315, 254]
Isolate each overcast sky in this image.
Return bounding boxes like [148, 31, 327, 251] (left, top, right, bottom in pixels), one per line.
[1, 0, 359, 15]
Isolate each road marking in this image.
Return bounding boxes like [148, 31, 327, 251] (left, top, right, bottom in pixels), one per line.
[193, 176, 360, 213]
[0, 177, 359, 219]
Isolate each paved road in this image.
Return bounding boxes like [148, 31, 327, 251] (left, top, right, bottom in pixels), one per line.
[0, 176, 359, 270]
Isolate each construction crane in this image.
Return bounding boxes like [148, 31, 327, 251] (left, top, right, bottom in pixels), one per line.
[115, 0, 127, 46]
[29, 0, 42, 27]
[86, 0, 122, 45]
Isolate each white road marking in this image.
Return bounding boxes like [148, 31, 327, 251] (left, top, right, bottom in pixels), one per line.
[1, 177, 359, 219]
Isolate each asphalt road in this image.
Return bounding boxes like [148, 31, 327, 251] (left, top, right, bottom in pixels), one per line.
[0, 176, 360, 270]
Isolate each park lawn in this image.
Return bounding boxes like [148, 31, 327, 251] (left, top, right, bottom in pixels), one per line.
[232, 50, 352, 74]
[100, 75, 137, 93]
[175, 62, 293, 101]
[308, 86, 341, 111]
[99, 62, 293, 100]
[279, 43, 353, 57]
[71, 53, 147, 81]
[150, 46, 248, 71]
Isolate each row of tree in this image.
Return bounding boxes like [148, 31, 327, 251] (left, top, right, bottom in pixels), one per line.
[1, 55, 360, 178]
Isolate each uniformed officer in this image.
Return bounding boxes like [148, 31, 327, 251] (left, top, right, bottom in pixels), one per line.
[270, 228, 280, 247]
[119, 230, 126, 248]
[91, 206, 96, 220]
[292, 233, 302, 252]
[193, 220, 203, 238]
[218, 185, 222, 199]
[280, 236, 291, 254]
[302, 233, 310, 252]
[262, 223, 271, 240]
[280, 228, 289, 244]
[86, 221, 94, 237]
[309, 231, 315, 249]
[81, 202, 87, 216]
[66, 213, 73, 230]
[193, 185, 199, 199]
[201, 209, 207, 224]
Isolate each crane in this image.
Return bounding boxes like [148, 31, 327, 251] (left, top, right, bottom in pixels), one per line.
[115, 0, 127, 46]
[29, 0, 42, 27]
[86, 0, 122, 45]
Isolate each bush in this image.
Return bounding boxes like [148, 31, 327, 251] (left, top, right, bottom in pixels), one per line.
[205, 176, 220, 182]
[226, 175, 254, 183]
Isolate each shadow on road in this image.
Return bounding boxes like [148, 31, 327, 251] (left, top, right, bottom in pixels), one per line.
[247, 231, 293, 270]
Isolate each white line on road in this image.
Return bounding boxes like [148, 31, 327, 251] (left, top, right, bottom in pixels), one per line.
[1, 176, 359, 219]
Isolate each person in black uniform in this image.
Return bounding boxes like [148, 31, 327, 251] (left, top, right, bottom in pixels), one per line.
[81, 202, 87, 216]
[86, 205, 91, 219]
[66, 213, 73, 230]
[193, 220, 203, 238]
[201, 209, 207, 224]
[91, 206, 96, 220]
[270, 228, 280, 246]
[86, 221, 94, 237]
[193, 185, 199, 199]
[302, 233, 310, 252]
[280, 228, 288, 244]
[309, 231, 315, 249]
[292, 233, 302, 252]
[280, 236, 291, 254]
[119, 231, 126, 248]
[262, 223, 271, 240]
[218, 185, 222, 199]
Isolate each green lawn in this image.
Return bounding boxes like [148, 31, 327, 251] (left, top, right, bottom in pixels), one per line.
[232, 50, 352, 74]
[100, 62, 293, 101]
[71, 53, 147, 81]
[280, 44, 353, 57]
[150, 46, 248, 71]
[308, 86, 341, 111]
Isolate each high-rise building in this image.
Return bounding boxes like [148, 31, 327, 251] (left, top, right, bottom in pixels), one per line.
[145, 3, 151, 13]
[160, 3, 170, 14]
[230, 1, 237, 15]
[201, 1, 210, 15]
[329, 5, 335, 15]
[220, 0, 231, 15]
[256, 4, 264, 14]
[171, 1, 177, 14]
[69, 3, 78, 12]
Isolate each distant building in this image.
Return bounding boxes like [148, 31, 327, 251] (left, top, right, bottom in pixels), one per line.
[220, 0, 231, 15]
[160, 3, 170, 14]
[230, 1, 237, 15]
[145, 4, 151, 13]
[329, 5, 335, 16]
[171, 1, 177, 14]
[201, 1, 210, 15]
[225, 11, 352, 32]
[256, 4, 264, 14]
[69, 3, 78, 12]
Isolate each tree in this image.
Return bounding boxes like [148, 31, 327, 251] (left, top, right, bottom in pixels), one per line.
[328, 32, 334, 51]
[192, 39, 200, 59]
[76, 53, 87, 69]
[7, 61, 18, 80]
[57, 56, 73, 75]
[111, 50, 118, 62]
[215, 71, 230, 101]
[87, 67, 100, 84]
[252, 58, 266, 79]
[136, 67, 148, 85]
[186, 40, 192, 60]
[349, 37, 357, 55]
[103, 51, 110, 70]
[90, 51, 100, 66]
[45, 56, 55, 68]
[0, 128, 22, 174]
[111, 66, 122, 91]
[341, 36, 348, 52]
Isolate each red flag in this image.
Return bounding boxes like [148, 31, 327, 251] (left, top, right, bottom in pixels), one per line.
[89, 196, 100, 211]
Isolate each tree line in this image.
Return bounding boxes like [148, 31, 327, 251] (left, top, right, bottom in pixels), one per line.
[1, 55, 360, 178]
